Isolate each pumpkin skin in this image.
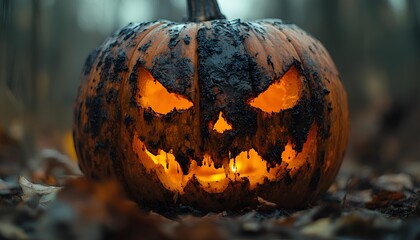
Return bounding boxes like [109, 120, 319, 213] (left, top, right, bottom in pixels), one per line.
[73, 18, 349, 212]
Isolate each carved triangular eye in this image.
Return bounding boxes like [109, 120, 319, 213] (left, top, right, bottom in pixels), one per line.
[137, 67, 193, 114]
[248, 66, 302, 113]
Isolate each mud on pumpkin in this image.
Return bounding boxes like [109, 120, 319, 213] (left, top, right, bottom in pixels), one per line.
[73, 0, 349, 212]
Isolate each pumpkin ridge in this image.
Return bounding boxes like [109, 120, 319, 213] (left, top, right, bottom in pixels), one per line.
[276, 25, 331, 140]
[262, 21, 326, 149]
[239, 21, 314, 166]
[112, 22, 166, 182]
[118, 21, 169, 116]
[189, 23, 203, 168]
[257, 20, 304, 74]
[270, 22, 344, 196]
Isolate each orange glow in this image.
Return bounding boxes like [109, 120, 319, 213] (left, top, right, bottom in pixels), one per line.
[133, 124, 318, 194]
[63, 130, 77, 161]
[137, 67, 193, 114]
[213, 112, 232, 133]
[249, 66, 302, 113]
[282, 125, 318, 169]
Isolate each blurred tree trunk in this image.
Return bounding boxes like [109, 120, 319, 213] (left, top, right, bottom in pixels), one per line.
[408, 0, 420, 46]
[0, 0, 11, 88]
[21, 0, 42, 157]
[29, 0, 41, 110]
[0, 0, 17, 127]
[408, 0, 420, 93]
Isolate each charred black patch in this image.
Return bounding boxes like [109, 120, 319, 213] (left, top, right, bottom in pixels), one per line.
[99, 54, 114, 83]
[106, 88, 119, 103]
[196, 19, 267, 165]
[175, 153, 191, 175]
[82, 47, 100, 76]
[124, 114, 134, 127]
[327, 102, 333, 113]
[84, 95, 105, 138]
[129, 60, 140, 89]
[128, 59, 143, 106]
[183, 34, 191, 45]
[309, 72, 331, 140]
[146, 138, 162, 155]
[118, 23, 136, 41]
[96, 38, 118, 72]
[186, 148, 195, 157]
[267, 55, 274, 70]
[309, 167, 321, 190]
[138, 40, 152, 53]
[151, 55, 193, 98]
[111, 51, 128, 82]
[263, 145, 284, 167]
[289, 98, 313, 153]
[168, 26, 181, 49]
[143, 110, 154, 124]
[284, 168, 293, 185]
[95, 81, 104, 92]
[248, 21, 267, 36]
[138, 135, 146, 142]
[110, 148, 124, 181]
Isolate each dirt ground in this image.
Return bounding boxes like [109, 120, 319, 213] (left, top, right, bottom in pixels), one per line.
[1, 128, 419, 240]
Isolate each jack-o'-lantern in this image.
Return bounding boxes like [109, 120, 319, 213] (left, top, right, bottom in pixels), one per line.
[73, 0, 349, 212]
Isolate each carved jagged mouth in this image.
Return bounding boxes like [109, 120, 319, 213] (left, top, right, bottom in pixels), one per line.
[132, 125, 318, 194]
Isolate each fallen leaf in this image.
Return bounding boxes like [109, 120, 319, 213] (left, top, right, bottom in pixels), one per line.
[365, 191, 405, 209]
[374, 174, 413, 192]
[31, 149, 82, 186]
[19, 176, 61, 209]
[300, 218, 334, 238]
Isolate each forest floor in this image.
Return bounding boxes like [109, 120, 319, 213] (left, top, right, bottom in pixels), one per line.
[1, 129, 420, 240]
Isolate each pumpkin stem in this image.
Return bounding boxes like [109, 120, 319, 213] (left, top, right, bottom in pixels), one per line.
[187, 0, 226, 22]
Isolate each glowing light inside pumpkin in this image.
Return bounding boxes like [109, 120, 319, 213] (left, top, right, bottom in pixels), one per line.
[131, 66, 316, 194]
[137, 67, 193, 114]
[132, 124, 317, 194]
[249, 66, 302, 113]
[213, 112, 233, 133]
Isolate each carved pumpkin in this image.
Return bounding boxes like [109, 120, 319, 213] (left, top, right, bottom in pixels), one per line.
[73, 0, 349, 212]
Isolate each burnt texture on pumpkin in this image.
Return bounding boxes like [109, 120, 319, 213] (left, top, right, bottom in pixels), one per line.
[74, 16, 349, 212]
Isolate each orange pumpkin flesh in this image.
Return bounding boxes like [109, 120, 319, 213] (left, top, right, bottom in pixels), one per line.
[74, 3, 349, 212]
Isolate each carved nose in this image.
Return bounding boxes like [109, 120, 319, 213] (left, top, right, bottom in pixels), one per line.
[213, 112, 232, 133]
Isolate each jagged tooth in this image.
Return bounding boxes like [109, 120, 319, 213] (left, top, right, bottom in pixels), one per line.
[165, 152, 169, 169]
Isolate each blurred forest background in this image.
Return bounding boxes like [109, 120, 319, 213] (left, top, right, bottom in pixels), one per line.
[1, 0, 420, 172]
